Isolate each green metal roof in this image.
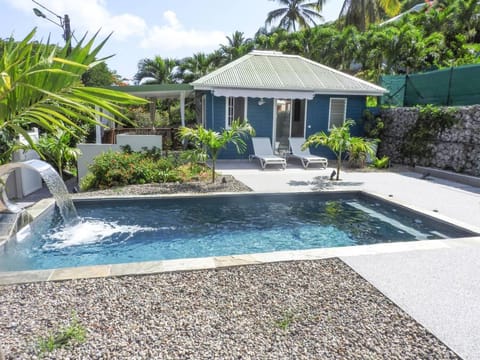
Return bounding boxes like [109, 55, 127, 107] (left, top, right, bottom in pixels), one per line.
[192, 51, 387, 96]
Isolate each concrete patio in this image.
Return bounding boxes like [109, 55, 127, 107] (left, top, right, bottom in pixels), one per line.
[217, 160, 480, 360]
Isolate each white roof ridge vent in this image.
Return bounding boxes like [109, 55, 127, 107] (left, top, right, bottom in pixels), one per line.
[251, 50, 284, 56]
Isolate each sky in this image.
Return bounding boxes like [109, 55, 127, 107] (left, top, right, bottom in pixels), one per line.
[0, 0, 343, 81]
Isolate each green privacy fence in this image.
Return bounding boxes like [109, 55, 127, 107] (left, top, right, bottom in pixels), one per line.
[380, 64, 480, 107]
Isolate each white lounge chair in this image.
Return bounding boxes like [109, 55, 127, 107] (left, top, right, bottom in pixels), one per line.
[288, 137, 328, 169]
[250, 137, 287, 170]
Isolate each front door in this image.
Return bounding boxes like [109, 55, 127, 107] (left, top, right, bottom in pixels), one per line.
[274, 99, 306, 154]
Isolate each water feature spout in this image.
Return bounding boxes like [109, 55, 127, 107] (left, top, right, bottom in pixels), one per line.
[0, 159, 78, 223]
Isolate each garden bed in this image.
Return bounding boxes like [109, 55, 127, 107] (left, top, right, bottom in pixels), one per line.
[76, 174, 252, 197]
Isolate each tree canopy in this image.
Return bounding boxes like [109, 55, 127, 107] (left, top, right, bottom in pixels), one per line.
[135, 0, 479, 86]
[265, 0, 326, 32]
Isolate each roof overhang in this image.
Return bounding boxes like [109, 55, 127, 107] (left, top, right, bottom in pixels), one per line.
[195, 86, 387, 99]
[204, 87, 315, 100]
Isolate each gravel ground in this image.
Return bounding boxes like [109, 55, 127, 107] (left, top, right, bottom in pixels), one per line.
[0, 259, 458, 359]
[20, 175, 251, 203]
[76, 175, 252, 197]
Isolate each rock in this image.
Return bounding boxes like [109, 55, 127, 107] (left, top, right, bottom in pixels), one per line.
[380, 105, 480, 176]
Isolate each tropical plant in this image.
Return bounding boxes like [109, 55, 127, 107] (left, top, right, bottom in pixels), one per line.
[128, 0, 480, 89]
[84, 150, 179, 189]
[0, 127, 15, 165]
[303, 119, 376, 180]
[400, 105, 457, 164]
[0, 29, 148, 161]
[178, 52, 219, 83]
[362, 109, 384, 138]
[180, 148, 208, 173]
[372, 155, 390, 168]
[347, 136, 379, 168]
[219, 31, 254, 64]
[265, 0, 326, 32]
[134, 56, 178, 84]
[339, 0, 402, 31]
[179, 119, 255, 183]
[36, 130, 82, 178]
[81, 61, 123, 86]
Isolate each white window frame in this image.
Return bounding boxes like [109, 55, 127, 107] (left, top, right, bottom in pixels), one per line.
[328, 98, 347, 129]
[201, 95, 206, 127]
[225, 97, 247, 128]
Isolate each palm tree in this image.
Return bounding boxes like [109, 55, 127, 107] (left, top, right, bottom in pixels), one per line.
[339, 0, 402, 31]
[219, 31, 253, 63]
[303, 119, 376, 180]
[0, 29, 147, 160]
[265, 0, 327, 32]
[178, 52, 219, 83]
[179, 120, 255, 183]
[134, 56, 178, 84]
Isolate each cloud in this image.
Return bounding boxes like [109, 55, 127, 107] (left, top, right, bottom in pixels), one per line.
[4, 0, 227, 74]
[7, 0, 146, 41]
[139, 11, 225, 57]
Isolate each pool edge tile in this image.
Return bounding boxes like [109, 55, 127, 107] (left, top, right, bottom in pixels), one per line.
[214, 254, 263, 268]
[0, 269, 53, 285]
[161, 257, 216, 272]
[49, 265, 111, 281]
[110, 261, 164, 277]
[2, 236, 480, 285]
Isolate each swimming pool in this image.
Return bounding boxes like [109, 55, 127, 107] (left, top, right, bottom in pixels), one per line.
[0, 192, 475, 272]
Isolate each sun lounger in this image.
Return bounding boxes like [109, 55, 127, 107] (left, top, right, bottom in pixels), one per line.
[288, 137, 328, 169]
[250, 137, 287, 170]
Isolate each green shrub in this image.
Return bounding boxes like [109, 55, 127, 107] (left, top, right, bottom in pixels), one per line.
[157, 156, 176, 171]
[79, 172, 96, 191]
[401, 105, 457, 164]
[158, 169, 181, 183]
[362, 109, 384, 139]
[85, 150, 184, 189]
[372, 155, 390, 169]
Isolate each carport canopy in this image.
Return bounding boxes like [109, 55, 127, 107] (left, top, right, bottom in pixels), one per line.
[107, 83, 194, 126]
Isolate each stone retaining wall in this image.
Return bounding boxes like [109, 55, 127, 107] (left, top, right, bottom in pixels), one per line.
[378, 106, 480, 176]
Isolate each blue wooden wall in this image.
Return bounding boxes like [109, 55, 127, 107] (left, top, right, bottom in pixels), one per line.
[201, 92, 367, 159]
[306, 95, 366, 158]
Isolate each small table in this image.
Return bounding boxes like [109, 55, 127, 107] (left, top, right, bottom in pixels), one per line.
[279, 150, 291, 159]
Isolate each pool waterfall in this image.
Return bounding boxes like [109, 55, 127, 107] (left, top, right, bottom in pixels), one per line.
[0, 159, 78, 223]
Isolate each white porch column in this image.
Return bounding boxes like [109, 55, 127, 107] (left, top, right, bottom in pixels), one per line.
[95, 106, 102, 144]
[180, 91, 186, 127]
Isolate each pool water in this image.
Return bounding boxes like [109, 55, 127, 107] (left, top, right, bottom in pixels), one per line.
[0, 193, 475, 271]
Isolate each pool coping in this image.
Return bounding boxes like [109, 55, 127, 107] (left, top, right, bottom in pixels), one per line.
[1, 190, 479, 285]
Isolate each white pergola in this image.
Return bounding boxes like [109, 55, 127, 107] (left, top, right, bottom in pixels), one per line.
[96, 84, 194, 143]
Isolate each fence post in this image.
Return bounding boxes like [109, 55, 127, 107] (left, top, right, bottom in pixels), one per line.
[403, 75, 409, 107]
[446, 66, 454, 106]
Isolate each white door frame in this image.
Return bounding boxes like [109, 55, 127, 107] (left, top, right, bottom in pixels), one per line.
[272, 99, 307, 152]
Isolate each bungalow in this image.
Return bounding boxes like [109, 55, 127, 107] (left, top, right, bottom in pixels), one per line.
[192, 50, 387, 159]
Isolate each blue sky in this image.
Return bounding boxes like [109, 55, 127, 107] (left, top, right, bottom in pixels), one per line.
[0, 0, 343, 81]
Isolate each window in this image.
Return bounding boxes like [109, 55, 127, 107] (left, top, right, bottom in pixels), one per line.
[226, 97, 246, 128]
[328, 98, 347, 129]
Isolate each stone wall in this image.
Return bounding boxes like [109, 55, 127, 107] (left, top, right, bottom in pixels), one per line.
[378, 106, 480, 176]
